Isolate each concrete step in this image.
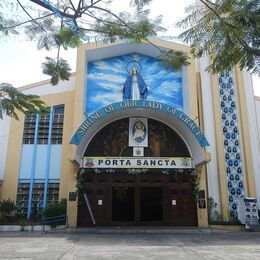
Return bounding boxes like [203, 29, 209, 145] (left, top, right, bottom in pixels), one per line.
[48, 226, 230, 234]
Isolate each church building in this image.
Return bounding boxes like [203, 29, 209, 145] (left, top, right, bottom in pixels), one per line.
[0, 39, 259, 227]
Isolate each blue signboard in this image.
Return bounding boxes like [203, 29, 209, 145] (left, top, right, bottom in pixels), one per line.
[70, 100, 209, 147]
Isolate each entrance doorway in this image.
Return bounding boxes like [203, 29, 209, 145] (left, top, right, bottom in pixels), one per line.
[77, 172, 197, 226]
[140, 187, 163, 221]
[112, 187, 135, 222]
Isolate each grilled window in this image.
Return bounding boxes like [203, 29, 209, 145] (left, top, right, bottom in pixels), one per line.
[23, 114, 36, 144]
[22, 105, 64, 145]
[51, 105, 64, 144]
[16, 181, 60, 216]
[37, 114, 50, 144]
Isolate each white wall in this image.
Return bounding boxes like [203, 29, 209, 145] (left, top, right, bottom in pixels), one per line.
[21, 76, 75, 96]
[242, 71, 260, 207]
[0, 115, 11, 180]
[199, 56, 221, 212]
[255, 99, 260, 138]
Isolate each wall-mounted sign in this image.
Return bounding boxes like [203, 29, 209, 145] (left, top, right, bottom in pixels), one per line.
[129, 118, 148, 147]
[82, 157, 193, 169]
[69, 192, 77, 201]
[133, 147, 144, 156]
[70, 100, 209, 148]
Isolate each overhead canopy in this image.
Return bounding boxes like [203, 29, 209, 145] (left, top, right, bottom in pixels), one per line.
[70, 100, 210, 167]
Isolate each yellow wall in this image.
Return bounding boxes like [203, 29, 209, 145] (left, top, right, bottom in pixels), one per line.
[234, 67, 256, 197]
[1, 91, 76, 208]
[195, 69, 209, 226]
[1, 110, 25, 202]
[196, 165, 209, 227]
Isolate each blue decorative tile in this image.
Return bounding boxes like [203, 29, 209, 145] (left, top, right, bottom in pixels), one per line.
[218, 69, 244, 218]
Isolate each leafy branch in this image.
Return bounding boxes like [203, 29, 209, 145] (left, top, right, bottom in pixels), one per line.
[178, 0, 260, 74]
[1, 0, 204, 86]
[0, 83, 47, 120]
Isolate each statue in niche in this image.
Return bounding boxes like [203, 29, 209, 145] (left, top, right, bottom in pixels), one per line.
[123, 61, 148, 100]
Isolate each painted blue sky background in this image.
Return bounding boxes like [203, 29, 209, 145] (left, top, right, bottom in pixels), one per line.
[86, 53, 183, 114]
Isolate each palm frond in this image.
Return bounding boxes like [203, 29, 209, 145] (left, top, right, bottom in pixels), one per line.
[0, 83, 46, 120]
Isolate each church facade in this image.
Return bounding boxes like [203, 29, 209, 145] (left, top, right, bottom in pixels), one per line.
[0, 39, 259, 227]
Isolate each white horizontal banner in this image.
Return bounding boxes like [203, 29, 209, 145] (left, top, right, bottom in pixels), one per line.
[82, 157, 193, 169]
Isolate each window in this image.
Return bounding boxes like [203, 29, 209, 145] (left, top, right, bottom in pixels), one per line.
[22, 105, 64, 145]
[51, 105, 64, 144]
[16, 181, 60, 216]
[23, 114, 36, 144]
[37, 114, 50, 144]
[16, 182, 30, 215]
[47, 182, 60, 205]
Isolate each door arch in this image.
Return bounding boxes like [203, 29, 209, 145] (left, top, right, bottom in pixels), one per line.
[70, 101, 209, 167]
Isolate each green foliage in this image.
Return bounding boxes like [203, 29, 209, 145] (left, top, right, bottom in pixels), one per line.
[0, 198, 16, 215]
[43, 199, 67, 227]
[0, 1, 159, 85]
[76, 172, 84, 204]
[37, 34, 57, 51]
[1, 0, 259, 85]
[209, 218, 241, 226]
[178, 0, 260, 74]
[0, 16, 19, 36]
[58, 27, 82, 49]
[130, 0, 152, 9]
[42, 57, 71, 85]
[0, 83, 47, 120]
[95, 19, 156, 43]
[190, 170, 200, 202]
[43, 199, 67, 218]
[157, 50, 190, 71]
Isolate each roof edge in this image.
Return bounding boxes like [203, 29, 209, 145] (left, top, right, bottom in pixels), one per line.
[254, 96, 260, 101]
[17, 72, 76, 92]
[80, 38, 190, 53]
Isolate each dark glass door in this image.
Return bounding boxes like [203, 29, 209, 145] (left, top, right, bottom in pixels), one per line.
[112, 187, 135, 221]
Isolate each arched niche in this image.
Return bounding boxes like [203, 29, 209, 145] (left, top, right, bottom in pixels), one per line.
[84, 118, 190, 158]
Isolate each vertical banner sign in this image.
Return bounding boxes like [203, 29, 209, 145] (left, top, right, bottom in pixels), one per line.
[129, 118, 148, 147]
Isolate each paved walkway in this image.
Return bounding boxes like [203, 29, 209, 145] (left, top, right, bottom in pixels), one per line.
[0, 230, 260, 259]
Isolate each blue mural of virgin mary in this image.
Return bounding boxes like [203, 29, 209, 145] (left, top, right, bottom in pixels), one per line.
[123, 66, 148, 100]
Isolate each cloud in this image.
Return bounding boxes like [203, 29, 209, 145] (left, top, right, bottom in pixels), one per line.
[92, 81, 123, 92]
[152, 80, 182, 93]
[90, 92, 123, 105]
[91, 60, 124, 73]
[149, 80, 183, 107]
[88, 72, 126, 84]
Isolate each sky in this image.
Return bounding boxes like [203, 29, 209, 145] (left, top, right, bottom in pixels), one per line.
[0, 0, 259, 96]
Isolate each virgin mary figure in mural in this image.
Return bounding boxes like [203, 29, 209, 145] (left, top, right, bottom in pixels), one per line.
[123, 63, 148, 100]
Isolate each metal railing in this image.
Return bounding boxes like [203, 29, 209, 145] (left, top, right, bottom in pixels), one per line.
[41, 215, 68, 232]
